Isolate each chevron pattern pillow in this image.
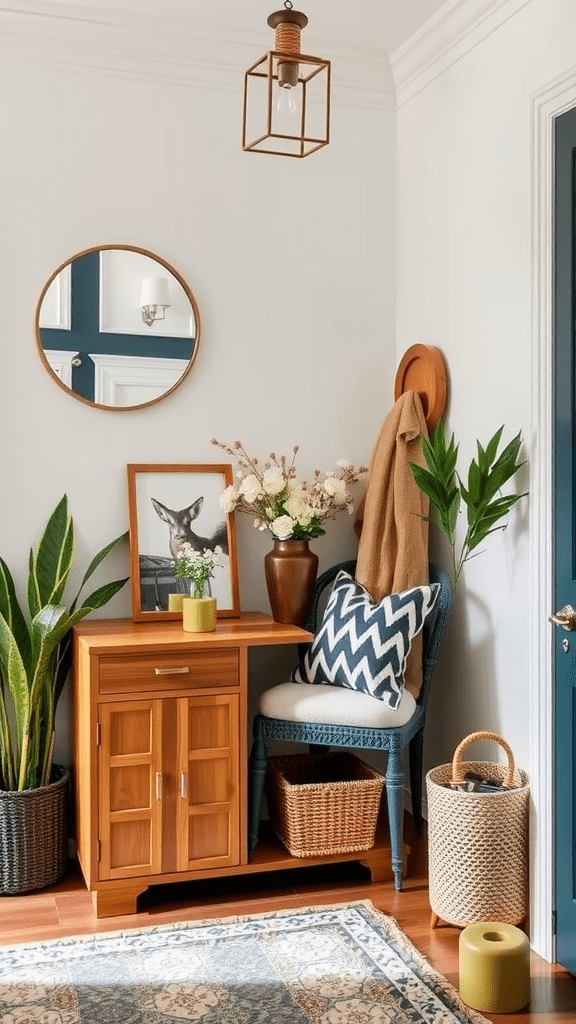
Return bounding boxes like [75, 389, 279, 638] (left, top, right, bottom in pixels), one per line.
[293, 571, 441, 709]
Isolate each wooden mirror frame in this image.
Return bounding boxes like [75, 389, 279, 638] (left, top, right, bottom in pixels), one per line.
[35, 243, 201, 412]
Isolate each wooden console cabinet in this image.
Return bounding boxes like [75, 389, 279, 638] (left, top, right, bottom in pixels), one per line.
[73, 613, 400, 918]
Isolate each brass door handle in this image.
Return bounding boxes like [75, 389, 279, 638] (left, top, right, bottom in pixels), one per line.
[549, 604, 576, 630]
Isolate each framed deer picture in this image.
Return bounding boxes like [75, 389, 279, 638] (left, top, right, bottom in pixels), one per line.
[127, 463, 240, 621]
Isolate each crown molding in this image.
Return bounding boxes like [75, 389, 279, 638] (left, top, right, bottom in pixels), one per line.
[390, 0, 533, 108]
[0, 2, 395, 111]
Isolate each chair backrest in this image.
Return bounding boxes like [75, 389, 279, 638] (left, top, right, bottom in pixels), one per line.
[301, 560, 452, 709]
[420, 562, 452, 709]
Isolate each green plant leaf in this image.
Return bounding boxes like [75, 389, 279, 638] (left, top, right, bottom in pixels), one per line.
[467, 525, 508, 552]
[476, 440, 488, 477]
[409, 463, 449, 508]
[484, 425, 505, 467]
[0, 557, 31, 672]
[29, 604, 70, 674]
[0, 684, 16, 790]
[52, 577, 129, 709]
[412, 422, 527, 586]
[466, 459, 481, 506]
[0, 493, 131, 788]
[71, 531, 128, 612]
[77, 577, 130, 614]
[468, 494, 526, 537]
[0, 612, 29, 762]
[481, 434, 524, 502]
[27, 496, 74, 618]
[20, 606, 71, 789]
[448, 489, 460, 534]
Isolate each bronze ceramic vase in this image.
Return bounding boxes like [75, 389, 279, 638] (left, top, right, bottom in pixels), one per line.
[264, 538, 319, 624]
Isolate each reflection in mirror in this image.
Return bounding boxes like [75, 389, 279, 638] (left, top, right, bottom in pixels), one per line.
[35, 245, 201, 410]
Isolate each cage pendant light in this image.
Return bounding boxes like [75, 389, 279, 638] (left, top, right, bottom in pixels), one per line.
[242, 1, 331, 158]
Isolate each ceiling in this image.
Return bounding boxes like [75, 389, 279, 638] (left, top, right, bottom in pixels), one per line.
[5, 0, 449, 59]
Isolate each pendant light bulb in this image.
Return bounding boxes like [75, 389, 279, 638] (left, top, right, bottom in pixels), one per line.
[242, 0, 331, 157]
[276, 83, 298, 118]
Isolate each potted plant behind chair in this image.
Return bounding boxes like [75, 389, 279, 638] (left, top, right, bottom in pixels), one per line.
[409, 420, 527, 588]
[0, 495, 128, 894]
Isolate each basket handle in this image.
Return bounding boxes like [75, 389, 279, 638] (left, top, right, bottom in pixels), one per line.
[451, 730, 516, 788]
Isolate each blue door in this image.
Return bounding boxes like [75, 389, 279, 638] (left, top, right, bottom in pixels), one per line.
[554, 105, 576, 975]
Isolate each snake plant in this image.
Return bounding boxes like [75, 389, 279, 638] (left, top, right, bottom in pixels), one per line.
[0, 495, 128, 791]
[410, 420, 527, 588]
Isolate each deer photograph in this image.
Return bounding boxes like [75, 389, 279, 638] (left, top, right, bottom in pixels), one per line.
[127, 464, 239, 619]
[150, 497, 229, 559]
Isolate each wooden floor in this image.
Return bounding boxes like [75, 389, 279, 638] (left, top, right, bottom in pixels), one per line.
[0, 820, 574, 1024]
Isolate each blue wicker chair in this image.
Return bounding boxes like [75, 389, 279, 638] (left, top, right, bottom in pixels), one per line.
[248, 560, 452, 891]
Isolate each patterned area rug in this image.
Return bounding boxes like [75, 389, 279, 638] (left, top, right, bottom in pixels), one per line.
[0, 900, 490, 1024]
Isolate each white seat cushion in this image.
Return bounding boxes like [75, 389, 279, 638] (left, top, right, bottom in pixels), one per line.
[259, 680, 417, 728]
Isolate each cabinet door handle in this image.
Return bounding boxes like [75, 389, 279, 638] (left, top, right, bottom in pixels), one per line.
[156, 772, 163, 800]
[180, 772, 188, 798]
[155, 666, 190, 675]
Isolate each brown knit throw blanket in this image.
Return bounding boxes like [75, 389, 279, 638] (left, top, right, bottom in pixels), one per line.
[355, 390, 430, 698]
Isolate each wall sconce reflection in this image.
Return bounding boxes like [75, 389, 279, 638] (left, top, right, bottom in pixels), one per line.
[141, 276, 171, 327]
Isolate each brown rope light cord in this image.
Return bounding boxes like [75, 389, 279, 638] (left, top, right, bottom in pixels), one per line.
[268, 1, 308, 88]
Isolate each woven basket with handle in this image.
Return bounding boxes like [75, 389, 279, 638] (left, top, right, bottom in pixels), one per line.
[426, 731, 529, 928]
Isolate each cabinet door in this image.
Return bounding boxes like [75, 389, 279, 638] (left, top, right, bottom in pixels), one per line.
[176, 694, 240, 872]
[98, 700, 163, 880]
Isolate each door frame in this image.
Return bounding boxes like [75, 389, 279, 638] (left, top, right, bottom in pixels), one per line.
[531, 68, 576, 962]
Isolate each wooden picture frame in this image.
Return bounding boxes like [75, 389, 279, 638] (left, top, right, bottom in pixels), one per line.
[127, 463, 240, 621]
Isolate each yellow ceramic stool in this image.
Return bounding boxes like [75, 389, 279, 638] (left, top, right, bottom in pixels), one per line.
[459, 922, 530, 1013]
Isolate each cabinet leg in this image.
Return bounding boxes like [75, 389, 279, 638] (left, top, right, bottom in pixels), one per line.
[359, 850, 390, 883]
[93, 886, 148, 918]
[360, 843, 408, 883]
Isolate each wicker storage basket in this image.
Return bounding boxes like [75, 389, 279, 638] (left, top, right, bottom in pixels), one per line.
[427, 732, 529, 928]
[0, 765, 69, 894]
[266, 752, 384, 858]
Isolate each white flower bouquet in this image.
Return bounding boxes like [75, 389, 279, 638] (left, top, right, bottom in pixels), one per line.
[211, 439, 367, 541]
[173, 545, 222, 598]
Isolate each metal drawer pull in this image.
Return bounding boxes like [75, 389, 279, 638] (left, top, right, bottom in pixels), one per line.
[180, 772, 188, 798]
[154, 666, 190, 675]
[156, 773, 163, 800]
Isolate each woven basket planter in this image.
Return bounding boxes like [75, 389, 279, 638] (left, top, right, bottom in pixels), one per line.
[426, 732, 529, 928]
[0, 765, 69, 894]
[266, 752, 384, 858]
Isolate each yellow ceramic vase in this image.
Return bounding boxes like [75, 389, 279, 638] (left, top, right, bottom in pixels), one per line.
[182, 596, 217, 632]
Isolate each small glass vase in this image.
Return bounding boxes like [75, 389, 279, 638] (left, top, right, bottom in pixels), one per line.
[182, 581, 217, 632]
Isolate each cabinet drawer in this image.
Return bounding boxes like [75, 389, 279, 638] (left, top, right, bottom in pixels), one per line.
[99, 648, 239, 694]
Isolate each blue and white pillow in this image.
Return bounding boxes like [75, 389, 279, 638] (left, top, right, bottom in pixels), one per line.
[293, 571, 440, 709]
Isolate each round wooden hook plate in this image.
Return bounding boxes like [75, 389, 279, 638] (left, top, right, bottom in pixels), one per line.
[394, 344, 447, 431]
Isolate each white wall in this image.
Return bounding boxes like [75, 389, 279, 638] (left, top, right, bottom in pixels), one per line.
[393, 0, 576, 955]
[0, 45, 396, 765]
[395, 0, 576, 777]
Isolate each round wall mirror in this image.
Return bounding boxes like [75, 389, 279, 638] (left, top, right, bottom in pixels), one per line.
[35, 244, 201, 411]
